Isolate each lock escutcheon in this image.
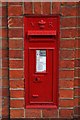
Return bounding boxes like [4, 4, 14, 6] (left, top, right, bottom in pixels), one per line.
[34, 77, 41, 83]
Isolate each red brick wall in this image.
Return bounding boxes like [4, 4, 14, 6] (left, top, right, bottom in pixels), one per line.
[1, 1, 80, 119]
[1, 2, 9, 119]
[74, 3, 80, 119]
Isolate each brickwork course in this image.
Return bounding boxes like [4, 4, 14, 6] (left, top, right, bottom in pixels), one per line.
[0, 1, 80, 120]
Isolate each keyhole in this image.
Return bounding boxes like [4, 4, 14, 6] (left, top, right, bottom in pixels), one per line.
[35, 78, 38, 81]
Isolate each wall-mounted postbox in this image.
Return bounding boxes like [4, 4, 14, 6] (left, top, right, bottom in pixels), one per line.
[24, 15, 60, 108]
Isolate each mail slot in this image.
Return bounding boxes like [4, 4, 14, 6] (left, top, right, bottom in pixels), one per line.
[24, 15, 60, 108]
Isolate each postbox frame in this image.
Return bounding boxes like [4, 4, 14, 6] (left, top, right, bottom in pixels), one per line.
[24, 15, 60, 108]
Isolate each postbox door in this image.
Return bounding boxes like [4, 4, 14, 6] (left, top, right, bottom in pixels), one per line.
[29, 48, 55, 104]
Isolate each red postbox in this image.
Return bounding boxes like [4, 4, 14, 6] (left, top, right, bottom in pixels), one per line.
[24, 15, 60, 108]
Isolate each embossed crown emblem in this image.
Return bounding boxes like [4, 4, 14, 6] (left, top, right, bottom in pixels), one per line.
[38, 19, 46, 29]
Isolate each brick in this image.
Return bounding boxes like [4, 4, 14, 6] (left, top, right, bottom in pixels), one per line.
[0, 43, 2, 51]
[60, 40, 75, 48]
[52, 2, 60, 14]
[0, 6, 7, 16]
[0, 50, 9, 58]
[59, 99, 74, 107]
[2, 97, 9, 107]
[61, 2, 77, 6]
[60, 50, 75, 59]
[75, 59, 80, 67]
[59, 109, 73, 118]
[42, 109, 58, 118]
[0, 98, 2, 107]
[25, 109, 41, 118]
[2, 17, 7, 27]
[2, 68, 8, 77]
[34, 2, 41, 14]
[2, 39, 8, 49]
[10, 80, 24, 88]
[0, 96, 2, 106]
[74, 97, 80, 106]
[0, 6, 1, 16]
[61, 29, 77, 38]
[78, 28, 80, 37]
[0, 79, 1, 87]
[75, 49, 80, 58]
[10, 109, 24, 118]
[8, 2, 22, 5]
[0, 18, 1, 27]
[74, 107, 80, 115]
[0, 28, 7, 38]
[60, 89, 74, 98]
[24, 2, 32, 14]
[2, 107, 9, 117]
[0, 40, 1, 47]
[9, 40, 23, 49]
[0, 68, 2, 77]
[10, 100, 24, 108]
[74, 79, 80, 86]
[43, 2, 51, 14]
[0, 71, 1, 77]
[59, 70, 74, 78]
[2, 78, 8, 87]
[9, 29, 23, 38]
[9, 50, 23, 58]
[0, 87, 1, 96]
[0, 59, 1, 68]
[78, 18, 80, 26]
[2, 28, 7, 38]
[8, 6, 22, 16]
[8, 17, 23, 27]
[9, 60, 23, 68]
[77, 6, 80, 16]
[75, 38, 80, 49]
[2, 88, 9, 97]
[74, 88, 80, 96]
[75, 69, 80, 77]
[60, 60, 74, 68]
[2, 2, 7, 6]
[10, 70, 23, 79]
[61, 7, 77, 16]
[0, 51, 2, 59]
[59, 80, 74, 88]
[2, 58, 9, 68]
[10, 90, 24, 98]
[0, 42, 2, 51]
[61, 18, 77, 27]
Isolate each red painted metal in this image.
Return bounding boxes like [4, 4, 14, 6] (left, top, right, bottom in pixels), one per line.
[27, 30, 56, 35]
[24, 15, 60, 108]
